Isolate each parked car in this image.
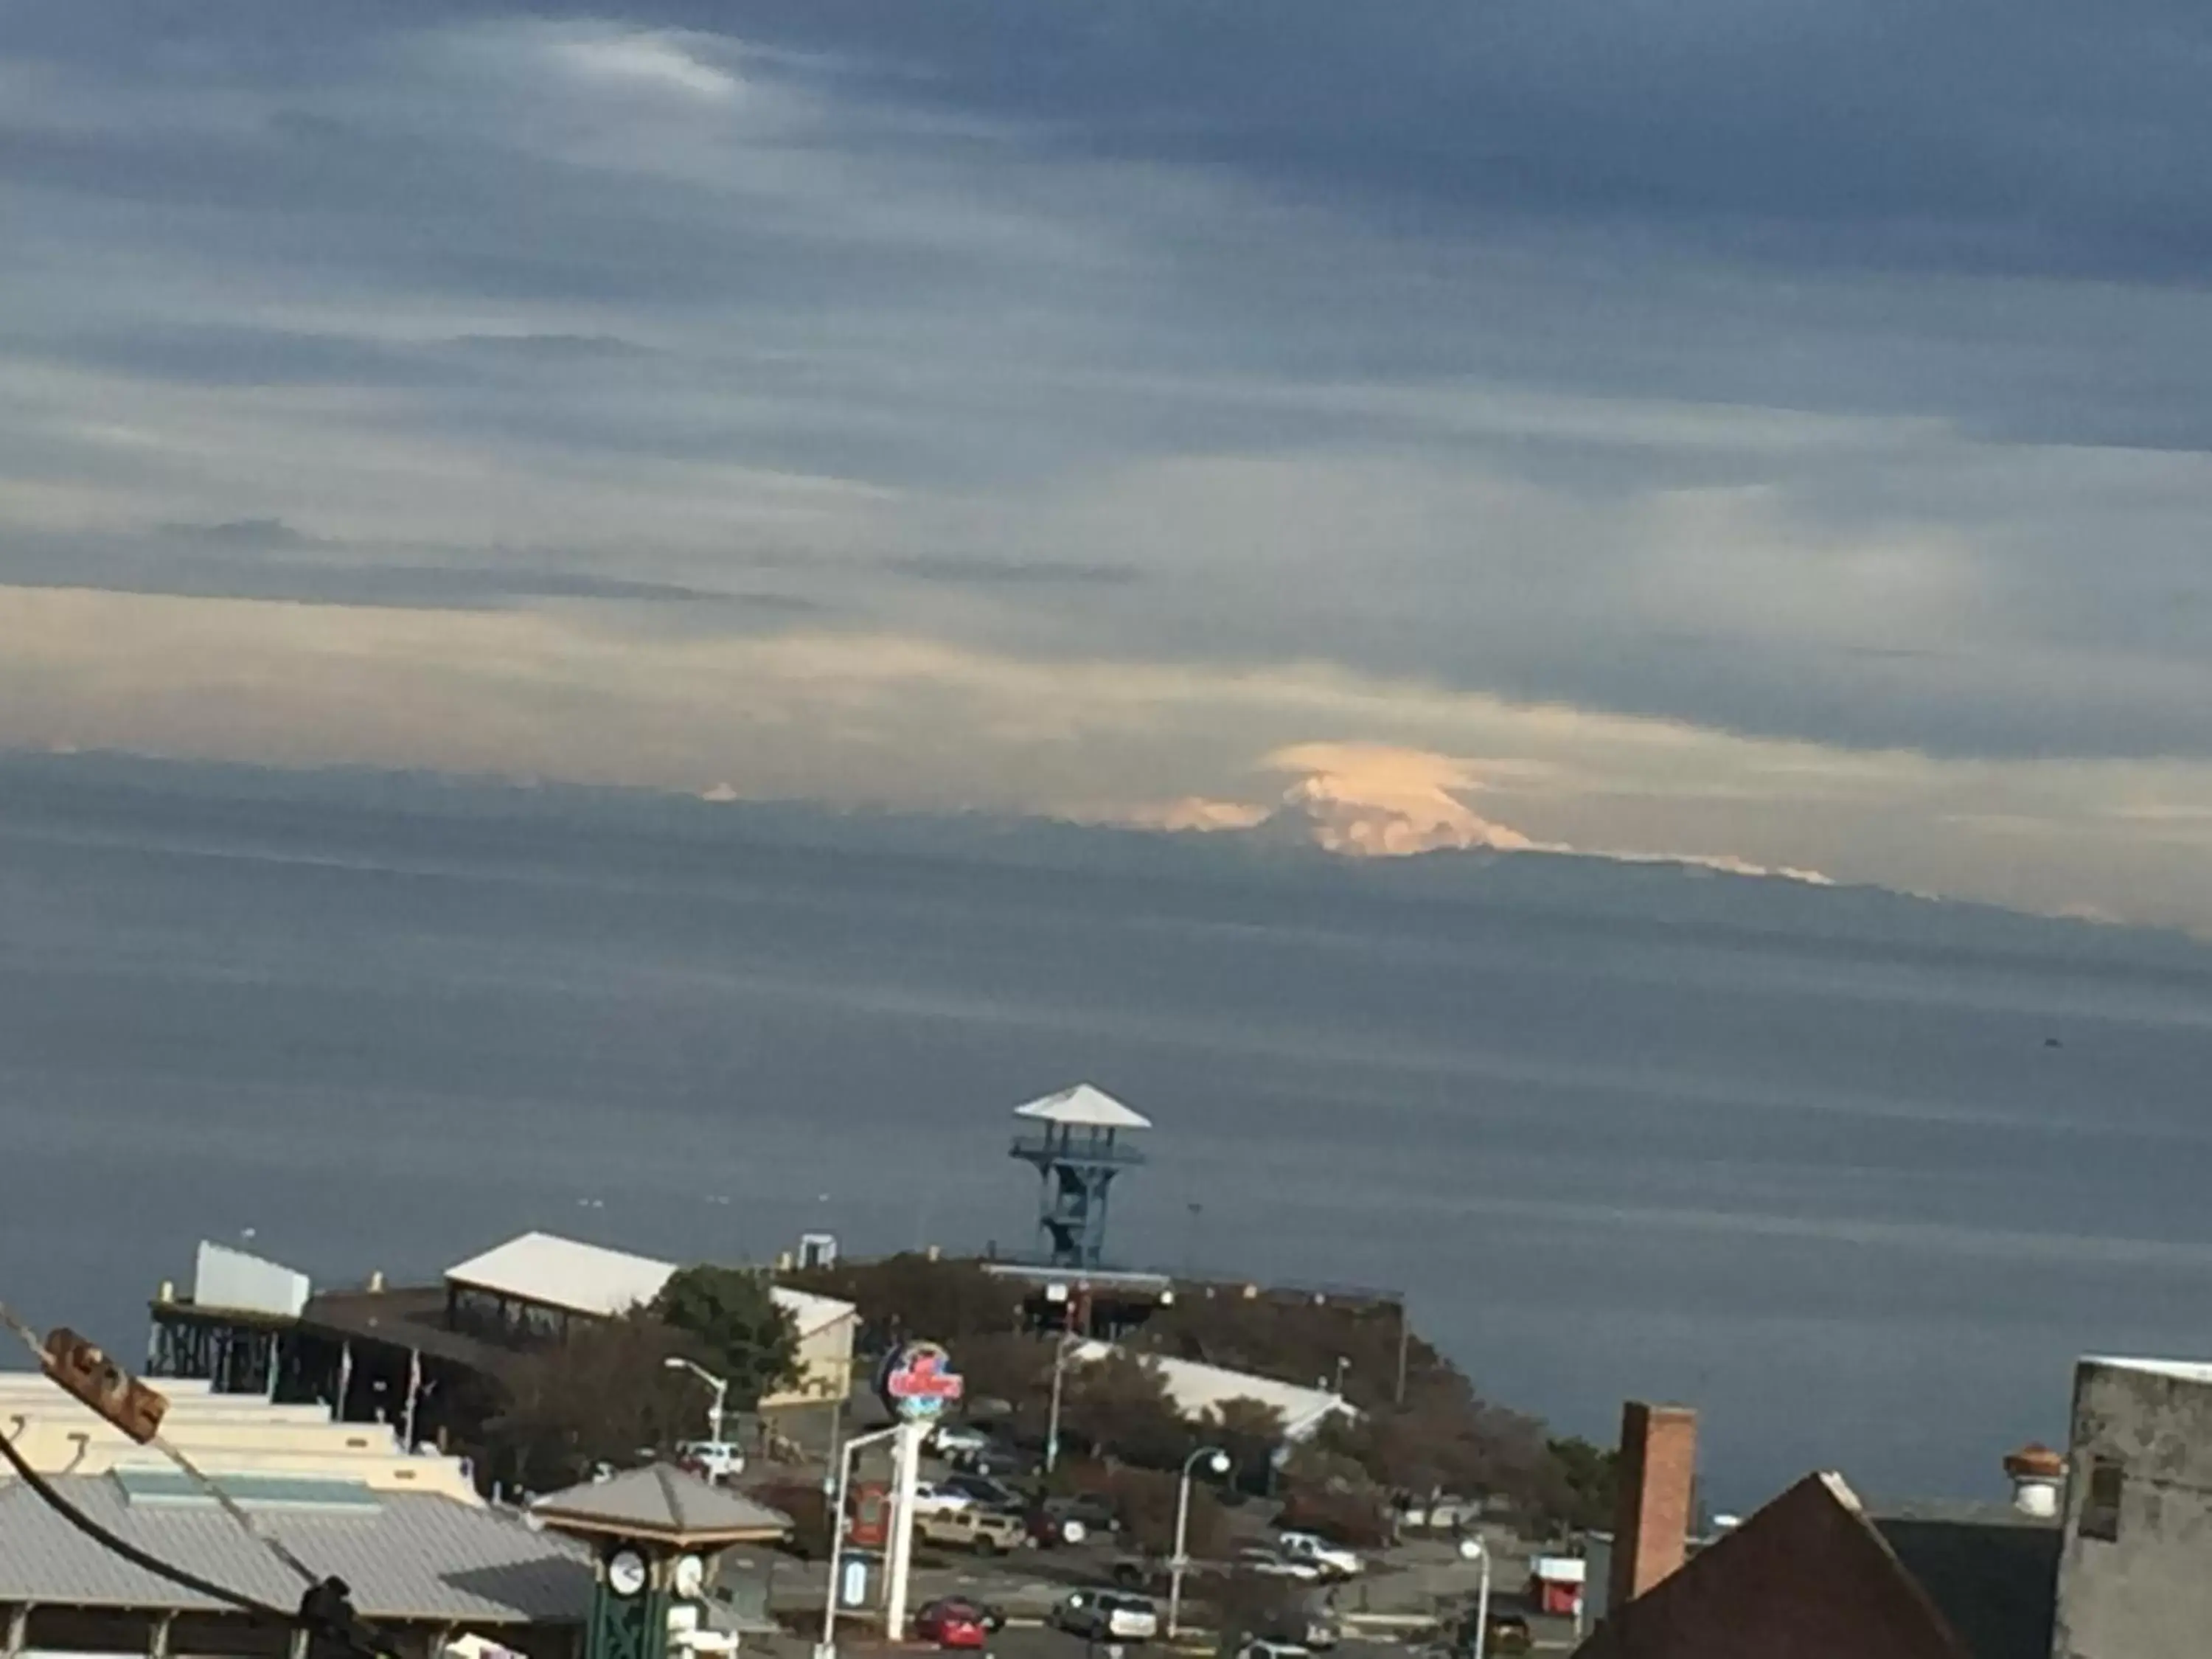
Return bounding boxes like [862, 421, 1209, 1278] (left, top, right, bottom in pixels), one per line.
[1030, 1492, 1119, 1547]
[1237, 1547, 1322, 1582]
[930, 1423, 993, 1455]
[1051, 1590, 1161, 1644]
[915, 1599, 992, 1649]
[911, 1481, 975, 1517]
[1235, 1644, 1310, 1659]
[675, 1440, 745, 1482]
[1027, 1506, 1085, 1548]
[948, 1440, 1026, 1478]
[917, 1506, 1030, 1555]
[1480, 1613, 1531, 1655]
[942, 1472, 1026, 1511]
[1274, 1531, 1363, 1579]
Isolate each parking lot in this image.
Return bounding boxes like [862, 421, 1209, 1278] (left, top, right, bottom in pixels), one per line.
[746, 1439, 1580, 1656]
[759, 1531, 1581, 1656]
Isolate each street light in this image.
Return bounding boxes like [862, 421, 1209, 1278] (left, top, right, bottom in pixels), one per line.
[663, 1357, 730, 1481]
[1045, 1325, 1077, 1473]
[1332, 1356, 1351, 1397]
[817, 1424, 902, 1659]
[1459, 1534, 1492, 1659]
[1169, 1445, 1231, 1638]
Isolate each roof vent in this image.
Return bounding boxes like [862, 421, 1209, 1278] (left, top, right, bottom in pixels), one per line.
[2003, 1443, 2065, 1517]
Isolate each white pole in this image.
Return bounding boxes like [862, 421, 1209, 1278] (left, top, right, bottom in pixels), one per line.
[400, 1349, 421, 1449]
[1469, 1539, 1492, 1659]
[883, 1418, 928, 1642]
[1170, 1447, 1226, 1640]
[709, 1377, 728, 1483]
[817, 1426, 899, 1659]
[1046, 1333, 1068, 1475]
[1168, 1470, 1194, 1638]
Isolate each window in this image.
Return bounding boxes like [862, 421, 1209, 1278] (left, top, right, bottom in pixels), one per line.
[2079, 1455, 2124, 1541]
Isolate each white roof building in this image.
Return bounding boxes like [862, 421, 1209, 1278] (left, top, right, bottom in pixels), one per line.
[447, 1232, 675, 1319]
[442, 1233, 858, 1412]
[1013, 1083, 1152, 1131]
[443, 1233, 855, 1338]
[1066, 1340, 1357, 1443]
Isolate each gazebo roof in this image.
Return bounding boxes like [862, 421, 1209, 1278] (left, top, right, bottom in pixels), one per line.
[1012, 1083, 1152, 1130]
[529, 1464, 790, 1547]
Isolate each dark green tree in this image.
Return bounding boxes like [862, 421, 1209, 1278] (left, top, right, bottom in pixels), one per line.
[1204, 1396, 1287, 1489]
[483, 1313, 700, 1492]
[654, 1264, 801, 1409]
[1060, 1348, 1192, 1469]
[1543, 1435, 1620, 1531]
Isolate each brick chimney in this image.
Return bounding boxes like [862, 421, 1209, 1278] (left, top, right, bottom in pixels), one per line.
[1608, 1400, 1698, 1611]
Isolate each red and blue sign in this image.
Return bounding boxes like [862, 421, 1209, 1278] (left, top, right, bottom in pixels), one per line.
[877, 1341, 964, 1422]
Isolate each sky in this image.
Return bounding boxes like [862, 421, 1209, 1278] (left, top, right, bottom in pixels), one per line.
[4, 2, 2212, 928]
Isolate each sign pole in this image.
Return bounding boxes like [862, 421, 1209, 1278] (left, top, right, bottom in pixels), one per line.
[872, 1340, 964, 1646]
[883, 1417, 927, 1641]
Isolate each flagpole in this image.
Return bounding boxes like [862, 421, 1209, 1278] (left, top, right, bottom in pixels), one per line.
[401, 1349, 422, 1449]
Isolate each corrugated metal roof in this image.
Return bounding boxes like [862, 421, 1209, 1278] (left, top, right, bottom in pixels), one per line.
[112, 1470, 380, 1512]
[443, 1233, 855, 1334]
[446, 1232, 677, 1318]
[0, 1478, 591, 1621]
[1066, 1341, 1354, 1440]
[1012, 1083, 1152, 1130]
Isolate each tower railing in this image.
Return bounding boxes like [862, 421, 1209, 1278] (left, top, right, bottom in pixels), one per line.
[1009, 1133, 1147, 1166]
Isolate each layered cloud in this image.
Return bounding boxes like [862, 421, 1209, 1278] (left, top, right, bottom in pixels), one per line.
[2, 5, 2212, 928]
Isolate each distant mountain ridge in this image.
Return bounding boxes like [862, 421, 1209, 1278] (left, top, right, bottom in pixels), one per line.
[1, 745, 2206, 975]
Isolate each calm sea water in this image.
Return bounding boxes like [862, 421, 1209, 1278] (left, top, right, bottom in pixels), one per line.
[4, 758, 2211, 1509]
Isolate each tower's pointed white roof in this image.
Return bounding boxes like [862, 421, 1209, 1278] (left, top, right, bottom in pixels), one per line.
[1013, 1083, 1152, 1130]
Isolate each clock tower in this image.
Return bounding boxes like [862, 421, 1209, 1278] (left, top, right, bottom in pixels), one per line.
[532, 1464, 794, 1659]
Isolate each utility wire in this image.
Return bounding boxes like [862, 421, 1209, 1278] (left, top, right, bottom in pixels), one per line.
[0, 1300, 392, 1658]
[0, 1423, 288, 1619]
[0, 1299, 319, 1585]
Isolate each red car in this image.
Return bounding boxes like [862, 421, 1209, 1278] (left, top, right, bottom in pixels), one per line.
[915, 1599, 991, 1649]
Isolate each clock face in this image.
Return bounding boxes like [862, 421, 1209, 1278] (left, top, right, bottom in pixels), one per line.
[672, 1554, 706, 1599]
[607, 1548, 649, 1597]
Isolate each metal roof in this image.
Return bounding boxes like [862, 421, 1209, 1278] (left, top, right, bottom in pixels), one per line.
[529, 1466, 791, 1544]
[446, 1232, 678, 1318]
[112, 1470, 380, 1512]
[443, 1233, 855, 1334]
[1065, 1341, 1354, 1441]
[1012, 1083, 1152, 1130]
[0, 1477, 591, 1622]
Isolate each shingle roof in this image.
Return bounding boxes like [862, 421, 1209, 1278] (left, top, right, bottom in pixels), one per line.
[529, 1466, 790, 1545]
[0, 1477, 591, 1622]
[1870, 1500, 2059, 1659]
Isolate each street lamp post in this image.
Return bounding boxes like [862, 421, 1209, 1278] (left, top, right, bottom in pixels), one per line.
[817, 1424, 902, 1659]
[1046, 1328, 1074, 1474]
[663, 1357, 730, 1481]
[1459, 1535, 1492, 1659]
[1169, 1446, 1231, 1638]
